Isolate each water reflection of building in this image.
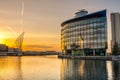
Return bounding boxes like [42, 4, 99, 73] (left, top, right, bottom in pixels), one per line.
[106, 61, 113, 80]
[61, 59, 108, 80]
[84, 60, 108, 80]
[112, 61, 120, 80]
[61, 59, 83, 80]
[0, 57, 22, 80]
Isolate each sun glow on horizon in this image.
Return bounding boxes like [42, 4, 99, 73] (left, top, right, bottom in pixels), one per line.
[0, 40, 3, 44]
[0, 34, 5, 44]
[0, 33, 13, 46]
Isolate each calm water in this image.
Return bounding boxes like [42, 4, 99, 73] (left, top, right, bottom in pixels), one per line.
[0, 56, 120, 80]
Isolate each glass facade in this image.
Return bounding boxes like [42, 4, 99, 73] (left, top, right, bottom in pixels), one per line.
[61, 10, 107, 56]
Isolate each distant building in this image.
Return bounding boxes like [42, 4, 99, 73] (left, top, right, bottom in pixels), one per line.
[61, 9, 107, 56]
[0, 44, 8, 52]
[8, 48, 22, 52]
[8, 48, 15, 52]
[111, 13, 120, 52]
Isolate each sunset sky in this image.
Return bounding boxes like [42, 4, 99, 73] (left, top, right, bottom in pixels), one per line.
[0, 0, 120, 52]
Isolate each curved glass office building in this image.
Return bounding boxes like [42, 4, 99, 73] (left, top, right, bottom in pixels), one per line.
[61, 9, 107, 56]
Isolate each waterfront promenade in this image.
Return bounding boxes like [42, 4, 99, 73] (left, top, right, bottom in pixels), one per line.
[58, 54, 120, 61]
[0, 52, 120, 61]
[0, 51, 59, 56]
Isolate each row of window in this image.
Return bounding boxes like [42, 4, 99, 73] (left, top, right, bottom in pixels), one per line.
[63, 41, 106, 44]
[63, 32, 105, 38]
[62, 33, 106, 39]
[61, 18, 106, 31]
[62, 33, 107, 39]
[63, 39, 106, 44]
[62, 23, 106, 33]
[62, 43, 106, 49]
[62, 38, 107, 43]
[62, 28, 106, 36]
[62, 17, 106, 29]
[62, 24, 106, 34]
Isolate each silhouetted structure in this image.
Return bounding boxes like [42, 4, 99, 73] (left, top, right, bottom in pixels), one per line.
[14, 32, 25, 49]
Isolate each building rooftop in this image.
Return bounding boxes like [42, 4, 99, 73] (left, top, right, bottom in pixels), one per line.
[61, 9, 106, 26]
